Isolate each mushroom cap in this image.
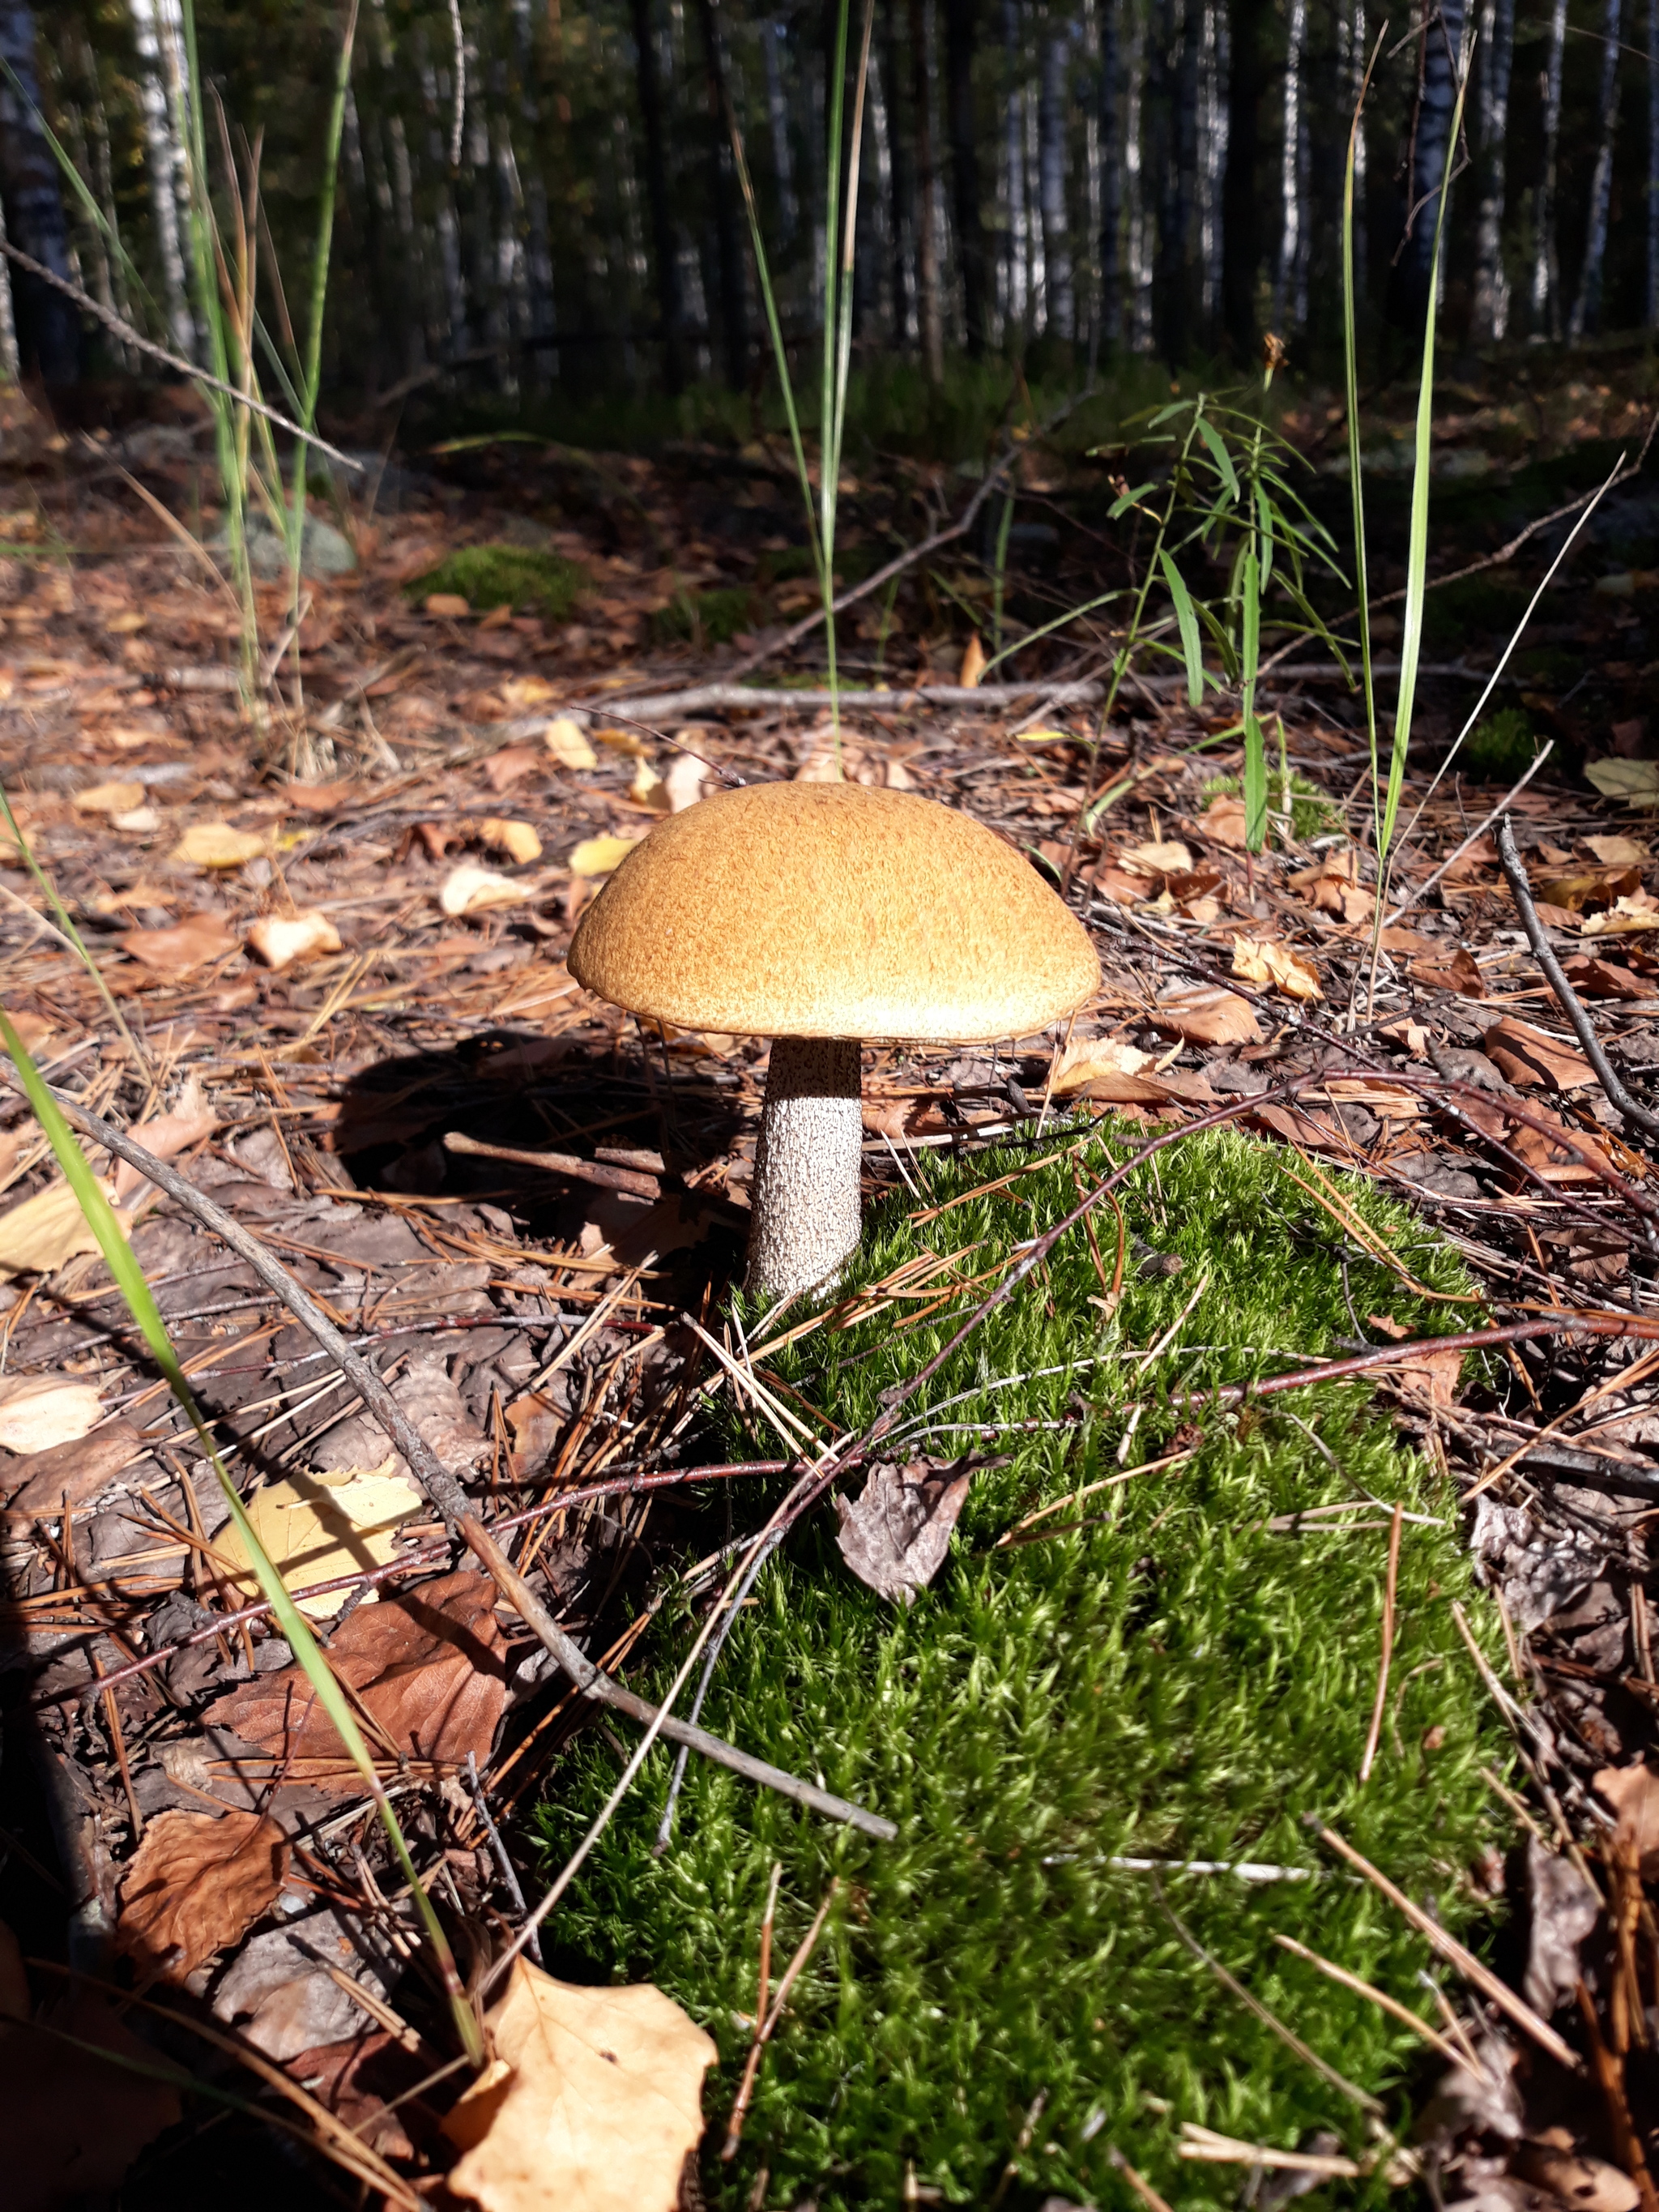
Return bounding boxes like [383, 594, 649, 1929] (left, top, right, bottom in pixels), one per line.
[567, 780, 1100, 1042]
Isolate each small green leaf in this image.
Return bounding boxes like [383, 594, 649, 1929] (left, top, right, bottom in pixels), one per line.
[1108, 480, 1158, 519]
[1159, 552, 1206, 707]
[1196, 416, 1240, 503]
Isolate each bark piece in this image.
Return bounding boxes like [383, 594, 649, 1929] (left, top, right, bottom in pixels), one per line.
[835, 1458, 973, 1607]
[206, 1569, 510, 1791]
[117, 1808, 289, 1981]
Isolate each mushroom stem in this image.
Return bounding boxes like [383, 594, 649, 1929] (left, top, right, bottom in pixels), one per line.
[745, 1037, 863, 1301]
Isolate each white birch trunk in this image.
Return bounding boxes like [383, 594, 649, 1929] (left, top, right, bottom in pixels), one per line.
[0, 196, 19, 382]
[1198, 0, 1227, 328]
[1002, 0, 1027, 339]
[1568, 0, 1622, 338]
[1472, 0, 1513, 338]
[126, 0, 194, 359]
[1039, 26, 1074, 339]
[1273, 0, 1305, 329]
[1124, 0, 1153, 349]
[1530, 0, 1567, 335]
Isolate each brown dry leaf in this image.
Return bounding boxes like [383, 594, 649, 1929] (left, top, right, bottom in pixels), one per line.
[628, 759, 670, 813]
[1378, 1015, 1431, 1055]
[245, 911, 343, 971]
[1408, 946, 1485, 997]
[113, 1075, 220, 1203]
[569, 833, 644, 878]
[957, 634, 987, 688]
[1287, 847, 1375, 923]
[544, 715, 599, 770]
[481, 745, 541, 793]
[444, 1958, 717, 2212]
[1559, 954, 1648, 1000]
[1484, 1016, 1595, 1092]
[425, 591, 470, 617]
[1149, 984, 1262, 1046]
[1593, 1762, 1659, 1878]
[72, 779, 146, 817]
[441, 864, 529, 917]
[1440, 835, 1499, 882]
[1117, 838, 1193, 875]
[835, 1458, 973, 1606]
[169, 821, 267, 869]
[3, 1417, 145, 1514]
[0, 1176, 130, 1281]
[1531, 862, 1642, 913]
[1511, 2144, 1639, 2212]
[215, 1464, 420, 1618]
[1230, 936, 1321, 1001]
[1582, 890, 1659, 935]
[0, 1375, 104, 1454]
[207, 1569, 509, 1789]
[480, 818, 544, 865]
[1196, 792, 1248, 848]
[1321, 1078, 1422, 1121]
[1390, 1343, 1465, 1406]
[500, 675, 559, 711]
[0, 1919, 181, 2212]
[117, 1808, 289, 1981]
[118, 910, 237, 976]
[1049, 1036, 1154, 1094]
[284, 2031, 425, 2162]
[1584, 834, 1649, 866]
[1376, 924, 1441, 956]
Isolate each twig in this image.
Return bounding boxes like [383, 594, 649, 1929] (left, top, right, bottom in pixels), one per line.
[11, 1086, 894, 1841]
[0, 239, 362, 472]
[1271, 1931, 1478, 2076]
[720, 1879, 839, 2158]
[1358, 1503, 1404, 1783]
[465, 1751, 541, 1966]
[600, 679, 1107, 719]
[1380, 741, 1555, 925]
[1105, 2148, 1178, 2212]
[1494, 814, 1659, 1147]
[441, 1130, 661, 1198]
[721, 1861, 783, 2159]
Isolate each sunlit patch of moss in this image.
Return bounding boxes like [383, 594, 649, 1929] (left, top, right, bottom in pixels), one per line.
[1201, 770, 1339, 843]
[405, 542, 587, 620]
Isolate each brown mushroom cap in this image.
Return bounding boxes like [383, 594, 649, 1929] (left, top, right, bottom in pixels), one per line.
[567, 780, 1099, 1042]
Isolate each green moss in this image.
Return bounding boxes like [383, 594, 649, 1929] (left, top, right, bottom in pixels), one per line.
[652, 586, 758, 647]
[539, 1125, 1508, 2210]
[404, 542, 587, 620]
[1462, 707, 1542, 782]
[1201, 771, 1339, 843]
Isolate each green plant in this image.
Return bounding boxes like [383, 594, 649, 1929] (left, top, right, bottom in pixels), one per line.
[406, 542, 588, 621]
[1462, 707, 1542, 780]
[1201, 770, 1338, 844]
[653, 585, 757, 647]
[541, 1125, 1508, 2208]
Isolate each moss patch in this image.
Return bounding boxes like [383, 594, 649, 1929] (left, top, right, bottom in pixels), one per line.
[405, 542, 586, 620]
[1201, 770, 1339, 843]
[540, 1125, 1508, 2209]
[1462, 706, 1542, 782]
[652, 585, 758, 647]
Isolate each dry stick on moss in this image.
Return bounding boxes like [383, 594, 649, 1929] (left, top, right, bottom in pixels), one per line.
[1310, 1819, 1582, 2071]
[720, 1877, 839, 2159]
[721, 1860, 783, 2159]
[1270, 1931, 1482, 2076]
[1495, 813, 1659, 1147]
[1105, 2149, 1179, 2212]
[1358, 1501, 1404, 1784]
[15, 1085, 894, 1842]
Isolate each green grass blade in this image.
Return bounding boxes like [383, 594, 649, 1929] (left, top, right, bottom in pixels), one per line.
[1241, 550, 1267, 849]
[1160, 552, 1205, 706]
[0, 784, 151, 1077]
[0, 1012, 481, 2066]
[1344, 36, 1386, 856]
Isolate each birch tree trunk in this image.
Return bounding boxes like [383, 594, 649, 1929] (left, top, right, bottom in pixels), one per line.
[1271, 0, 1304, 330]
[883, 0, 916, 346]
[1471, 0, 1515, 338]
[911, 0, 945, 375]
[1124, 0, 1153, 348]
[1039, 23, 1074, 340]
[1098, 0, 1122, 351]
[1530, 0, 1567, 335]
[631, 0, 685, 390]
[1198, 0, 1227, 335]
[943, 0, 989, 352]
[1002, 0, 1026, 339]
[691, 0, 747, 388]
[1567, 0, 1621, 338]
[1391, 0, 1468, 332]
[1221, 0, 1267, 357]
[126, 0, 194, 360]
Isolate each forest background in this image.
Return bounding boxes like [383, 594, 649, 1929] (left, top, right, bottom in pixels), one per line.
[0, 0, 1652, 436]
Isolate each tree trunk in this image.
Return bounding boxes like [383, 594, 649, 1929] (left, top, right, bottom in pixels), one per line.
[1390, 0, 1468, 333]
[0, 2, 80, 384]
[1002, 0, 1026, 338]
[1272, 0, 1305, 331]
[1221, 0, 1268, 359]
[883, 0, 916, 346]
[1198, 0, 1227, 335]
[1568, 0, 1621, 338]
[1098, 0, 1122, 352]
[1649, 0, 1658, 327]
[1529, 0, 1567, 335]
[763, 16, 798, 243]
[1471, 0, 1514, 338]
[691, 0, 747, 389]
[126, 0, 194, 361]
[911, 0, 945, 376]
[1039, 26, 1074, 341]
[942, 0, 988, 354]
[631, 0, 685, 391]
[1124, 0, 1153, 348]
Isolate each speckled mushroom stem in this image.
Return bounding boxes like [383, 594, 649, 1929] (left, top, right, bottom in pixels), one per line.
[745, 1037, 864, 1302]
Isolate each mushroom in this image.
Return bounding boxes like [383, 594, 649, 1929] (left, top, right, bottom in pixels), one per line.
[567, 780, 1099, 1301]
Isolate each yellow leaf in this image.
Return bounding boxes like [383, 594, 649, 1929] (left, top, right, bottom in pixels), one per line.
[216, 1464, 419, 1617]
[480, 818, 544, 865]
[629, 761, 668, 813]
[1014, 727, 1076, 745]
[441, 865, 527, 917]
[0, 1374, 105, 1454]
[957, 634, 987, 688]
[170, 822, 267, 869]
[0, 1176, 131, 1282]
[245, 912, 343, 971]
[569, 833, 643, 878]
[73, 780, 147, 817]
[1049, 1036, 1154, 1095]
[1584, 835, 1649, 866]
[499, 676, 559, 711]
[1117, 839, 1193, 875]
[444, 1958, 717, 2212]
[425, 591, 471, 617]
[544, 716, 598, 770]
[592, 725, 650, 757]
[1230, 935, 1322, 1001]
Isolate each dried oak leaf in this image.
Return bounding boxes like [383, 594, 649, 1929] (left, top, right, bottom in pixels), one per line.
[836, 1458, 973, 1606]
[1230, 935, 1321, 1001]
[1483, 1016, 1596, 1093]
[284, 2031, 433, 2160]
[1408, 945, 1485, 997]
[117, 1808, 289, 1981]
[207, 1569, 509, 1791]
[444, 1958, 717, 2212]
[1148, 983, 1262, 1046]
[481, 744, 541, 793]
[1196, 792, 1248, 848]
[1559, 954, 1648, 1000]
[1594, 1761, 1659, 1878]
[118, 910, 237, 976]
[1288, 846, 1375, 923]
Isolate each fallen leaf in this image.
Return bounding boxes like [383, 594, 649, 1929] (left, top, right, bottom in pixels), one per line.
[498, 675, 559, 711]
[215, 1464, 419, 1618]
[1585, 758, 1659, 806]
[1522, 1834, 1602, 2016]
[629, 759, 669, 813]
[208, 1569, 510, 1788]
[112, 1075, 220, 1204]
[1408, 946, 1485, 997]
[1582, 890, 1659, 934]
[245, 911, 343, 971]
[443, 1958, 717, 2212]
[1483, 1016, 1596, 1092]
[1594, 1762, 1659, 1878]
[480, 818, 544, 865]
[213, 1903, 406, 2061]
[1512, 2144, 1639, 2212]
[0, 1176, 130, 1281]
[112, 805, 160, 833]
[1196, 792, 1248, 848]
[1048, 1036, 1154, 1095]
[957, 634, 987, 688]
[284, 2031, 427, 2161]
[424, 591, 470, 617]
[71, 779, 146, 817]
[0, 1919, 181, 2210]
[1288, 846, 1375, 923]
[2, 1417, 145, 1514]
[1321, 1077, 1422, 1121]
[1530, 863, 1641, 913]
[441, 864, 528, 917]
[835, 1458, 973, 1606]
[1559, 954, 1648, 1000]
[481, 745, 540, 794]
[169, 821, 267, 869]
[1388, 1342, 1465, 1406]
[1117, 838, 1193, 875]
[1584, 834, 1648, 866]
[591, 725, 650, 757]
[1377, 924, 1442, 956]
[569, 833, 644, 878]
[544, 715, 599, 769]
[118, 910, 237, 976]
[663, 752, 711, 813]
[1149, 984, 1262, 1046]
[117, 1808, 289, 1981]
[3, 1010, 54, 1056]
[0, 1375, 104, 1454]
[1230, 936, 1321, 1001]
[1379, 1015, 1431, 1054]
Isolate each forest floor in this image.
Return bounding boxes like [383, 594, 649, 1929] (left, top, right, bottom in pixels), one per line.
[0, 349, 1657, 2207]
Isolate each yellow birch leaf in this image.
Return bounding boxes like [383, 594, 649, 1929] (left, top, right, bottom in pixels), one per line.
[543, 717, 599, 769]
[569, 834, 643, 878]
[480, 819, 544, 865]
[170, 822, 267, 869]
[215, 1464, 418, 1617]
